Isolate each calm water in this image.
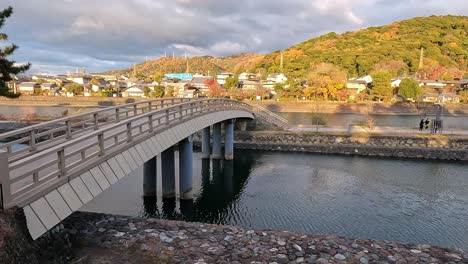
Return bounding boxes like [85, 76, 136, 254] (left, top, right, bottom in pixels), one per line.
[277, 112, 468, 129]
[82, 150, 468, 249]
[0, 105, 99, 119]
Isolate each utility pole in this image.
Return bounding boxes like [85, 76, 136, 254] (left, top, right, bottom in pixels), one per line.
[133, 64, 136, 77]
[280, 51, 284, 72]
[417, 47, 424, 79]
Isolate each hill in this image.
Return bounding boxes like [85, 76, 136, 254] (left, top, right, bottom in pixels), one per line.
[257, 15, 467, 80]
[108, 16, 467, 81]
[107, 53, 265, 77]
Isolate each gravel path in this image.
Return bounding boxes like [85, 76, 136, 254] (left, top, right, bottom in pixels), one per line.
[64, 212, 467, 264]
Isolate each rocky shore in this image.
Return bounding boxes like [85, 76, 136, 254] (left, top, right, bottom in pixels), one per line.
[64, 212, 467, 264]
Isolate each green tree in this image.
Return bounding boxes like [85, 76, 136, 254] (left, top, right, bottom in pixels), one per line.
[66, 84, 83, 95]
[153, 72, 164, 82]
[143, 86, 151, 97]
[0, 6, 30, 97]
[151, 85, 165, 98]
[398, 78, 421, 100]
[370, 71, 393, 102]
[224, 76, 239, 90]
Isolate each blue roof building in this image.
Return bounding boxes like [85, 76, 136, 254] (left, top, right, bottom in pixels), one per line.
[164, 73, 193, 81]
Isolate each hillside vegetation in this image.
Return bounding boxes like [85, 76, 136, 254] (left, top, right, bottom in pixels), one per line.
[258, 15, 467, 80]
[108, 16, 467, 83]
[108, 53, 264, 77]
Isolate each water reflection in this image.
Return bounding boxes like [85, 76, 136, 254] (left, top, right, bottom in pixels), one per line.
[81, 150, 468, 249]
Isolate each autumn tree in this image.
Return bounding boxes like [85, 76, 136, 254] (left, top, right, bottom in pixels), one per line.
[306, 63, 347, 100]
[152, 85, 165, 98]
[0, 6, 30, 97]
[370, 71, 393, 102]
[398, 78, 421, 100]
[205, 79, 223, 97]
[371, 60, 408, 78]
[224, 76, 239, 90]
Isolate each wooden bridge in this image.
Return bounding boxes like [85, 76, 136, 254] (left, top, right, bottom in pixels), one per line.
[0, 98, 287, 239]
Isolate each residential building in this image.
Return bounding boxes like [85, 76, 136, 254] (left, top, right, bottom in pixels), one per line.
[266, 73, 288, 84]
[346, 79, 368, 99]
[460, 79, 468, 90]
[216, 72, 234, 85]
[240, 80, 261, 91]
[261, 80, 276, 90]
[18, 82, 41, 94]
[91, 79, 110, 92]
[188, 76, 214, 95]
[40, 83, 58, 91]
[66, 75, 91, 85]
[239, 72, 258, 81]
[122, 85, 152, 97]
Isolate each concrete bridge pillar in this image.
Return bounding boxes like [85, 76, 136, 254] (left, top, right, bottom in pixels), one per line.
[224, 119, 235, 160]
[211, 123, 222, 159]
[201, 126, 211, 159]
[161, 146, 175, 198]
[143, 156, 157, 196]
[179, 135, 193, 200]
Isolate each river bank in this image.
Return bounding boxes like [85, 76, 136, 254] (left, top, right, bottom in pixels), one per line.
[252, 101, 468, 116]
[0, 95, 142, 107]
[66, 212, 468, 263]
[231, 131, 468, 161]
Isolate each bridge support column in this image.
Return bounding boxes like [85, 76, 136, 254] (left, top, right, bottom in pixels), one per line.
[211, 123, 222, 159]
[161, 147, 175, 198]
[224, 119, 234, 160]
[143, 156, 157, 196]
[179, 135, 193, 200]
[201, 126, 211, 159]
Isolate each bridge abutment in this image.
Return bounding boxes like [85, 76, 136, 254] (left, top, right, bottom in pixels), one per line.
[143, 156, 157, 197]
[201, 126, 211, 159]
[161, 147, 176, 198]
[179, 135, 194, 200]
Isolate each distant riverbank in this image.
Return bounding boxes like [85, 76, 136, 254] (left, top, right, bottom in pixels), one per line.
[252, 101, 468, 116]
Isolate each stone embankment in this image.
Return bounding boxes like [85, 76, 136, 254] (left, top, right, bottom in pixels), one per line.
[233, 131, 468, 161]
[62, 212, 468, 264]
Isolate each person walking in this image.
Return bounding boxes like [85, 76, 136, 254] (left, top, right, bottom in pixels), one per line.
[424, 118, 430, 130]
[419, 119, 424, 131]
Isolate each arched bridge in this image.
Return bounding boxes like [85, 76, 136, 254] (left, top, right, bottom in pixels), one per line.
[0, 98, 287, 240]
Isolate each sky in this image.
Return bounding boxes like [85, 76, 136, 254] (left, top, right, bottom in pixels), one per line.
[1, 0, 467, 74]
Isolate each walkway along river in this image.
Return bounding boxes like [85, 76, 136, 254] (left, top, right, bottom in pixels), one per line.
[81, 149, 468, 250]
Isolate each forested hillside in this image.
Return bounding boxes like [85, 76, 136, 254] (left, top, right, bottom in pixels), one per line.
[258, 15, 467, 80]
[107, 53, 264, 77]
[108, 16, 467, 83]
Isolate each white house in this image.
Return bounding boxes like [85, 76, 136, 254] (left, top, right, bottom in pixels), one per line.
[67, 75, 91, 85]
[216, 72, 234, 85]
[122, 85, 152, 97]
[239, 72, 257, 81]
[267, 73, 288, 84]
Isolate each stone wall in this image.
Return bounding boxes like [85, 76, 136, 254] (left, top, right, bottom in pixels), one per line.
[0, 207, 74, 264]
[234, 131, 468, 161]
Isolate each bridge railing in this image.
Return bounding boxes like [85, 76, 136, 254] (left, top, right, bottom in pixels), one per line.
[249, 103, 289, 129]
[3, 99, 252, 208]
[0, 97, 193, 162]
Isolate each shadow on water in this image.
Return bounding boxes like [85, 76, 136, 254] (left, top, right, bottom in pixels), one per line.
[140, 150, 257, 224]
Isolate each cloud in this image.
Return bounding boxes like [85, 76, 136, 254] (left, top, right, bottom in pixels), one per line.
[1, 0, 467, 73]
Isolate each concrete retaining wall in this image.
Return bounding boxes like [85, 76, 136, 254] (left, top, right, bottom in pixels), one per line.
[233, 131, 468, 161]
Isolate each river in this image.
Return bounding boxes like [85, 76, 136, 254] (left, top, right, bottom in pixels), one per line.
[81, 150, 468, 250]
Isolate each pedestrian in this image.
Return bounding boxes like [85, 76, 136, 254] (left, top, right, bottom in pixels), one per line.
[419, 119, 424, 131]
[424, 119, 430, 130]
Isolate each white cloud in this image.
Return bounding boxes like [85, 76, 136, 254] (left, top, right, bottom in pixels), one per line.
[1, 0, 467, 72]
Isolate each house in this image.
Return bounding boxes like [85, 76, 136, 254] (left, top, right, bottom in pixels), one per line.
[18, 82, 41, 94]
[346, 79, 368, 99]
[261, 80, 276, 90]
[40, 83, 58, 91]
[239, 72, 258, 81]
[460, 79, 468, 90]
[66, 75, 91, 85]
[91, 79, 110, 92]
[188, 76, 214, 94]
[216, 73, 234, 85]
[240, 80, 261, 91]
[266, 73, 288, 84]
[421, 93, 460, 103]
[122, 85, 152, 97]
